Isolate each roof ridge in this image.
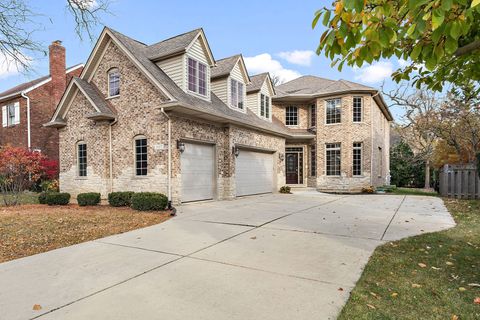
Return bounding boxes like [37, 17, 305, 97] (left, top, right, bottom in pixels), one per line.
[147, 27, 202, 47]
[106, 27, 148, 46]
[215, 54, 241, 62]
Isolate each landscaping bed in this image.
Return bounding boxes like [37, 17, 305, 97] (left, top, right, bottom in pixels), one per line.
[338, 198, 480, 319]
[0, 204, 171, 263]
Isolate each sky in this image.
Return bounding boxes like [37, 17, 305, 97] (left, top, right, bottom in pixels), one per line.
[0, 0, 407, 120]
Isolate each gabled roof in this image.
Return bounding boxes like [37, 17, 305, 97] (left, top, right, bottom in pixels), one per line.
[211, 54, 250, 83]
[274, 75, 393, 121]
[0, 64, 83, 102]
[247, 72, 275, 95]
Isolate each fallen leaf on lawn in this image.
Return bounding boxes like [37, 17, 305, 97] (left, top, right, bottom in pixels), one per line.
[32, 304, 42, 311]
[366, 304, 376, 310]
[370, 292, 379, 299]
[452, 315, 459, 320]
[459, 287, 467, 292]
[418, 263, 427, 268]
[338, 287, 344, 291]
[431, 266, 441, 270]
[468, 283, 480, 287]
[474, 297, 480, 304]
[446, 261, 454, 266]
[412, 283, 422, 288]
[250, 236, 256, 240]
[391, 292, 398, 298]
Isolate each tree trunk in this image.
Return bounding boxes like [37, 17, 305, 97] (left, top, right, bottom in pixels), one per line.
[424, 160, 431, 189]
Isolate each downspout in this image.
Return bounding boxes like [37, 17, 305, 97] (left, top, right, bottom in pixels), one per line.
[20, 92, 31, 150]
[109, 118, 118, 193]
[159, 107, 174, 213]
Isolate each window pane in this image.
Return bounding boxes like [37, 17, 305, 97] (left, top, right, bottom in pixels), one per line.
[135, 138, 148, 176]
[286, 106, 298, 126]
[326, 99, 341, 124]
[78, 143, 87, 177]
[260, 94, 265, 116]
[198, 63, 207, 96]
[237, 82, 244, 109]
[188, 58, 197, 92]
[230, 79, 238, 108]
[310, 146, 316, 176]
[109, 70, 120, 96]
[265, 96, 270, 118]
[326, 143, 341, 176]
[353, 97, 362, 122]
[353, 142, 362, 176]
[310, 104, 316, 127]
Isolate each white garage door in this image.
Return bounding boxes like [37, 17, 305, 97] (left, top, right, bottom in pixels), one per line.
[235, 150, 274, 197]
[181, 143, 215, 202]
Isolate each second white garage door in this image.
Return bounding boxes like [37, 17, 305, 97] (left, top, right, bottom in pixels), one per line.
[235, 149, 274, 197]
[181, 143, 215, 202]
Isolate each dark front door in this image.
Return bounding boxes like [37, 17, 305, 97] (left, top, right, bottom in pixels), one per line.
[286, 153, 298, 184]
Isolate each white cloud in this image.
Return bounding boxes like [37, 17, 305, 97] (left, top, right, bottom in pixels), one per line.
[0, 54, 29, 79]
[244, 53, 301, 84]
[277, 50, 315, 66]
[353, 61, 393, 84]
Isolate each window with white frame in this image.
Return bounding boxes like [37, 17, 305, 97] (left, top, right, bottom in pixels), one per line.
[310, 104, 316, 127]
[260, 94, 270, 118]
[326, 98, 341, 124]
[230, 79, 244, 109]
[2, 102, 20, 127]
[108, 68, 120, 97]
[326, 143, 341, 176]
[353, 97, 363, 122]
[135, 137, 148, 176]
[188, 57, 207, 96]
[310, 145, 317, 176]
[353, 142, 362, 176]
[77, 142, 87, 177]
[286, 106, 298, 126]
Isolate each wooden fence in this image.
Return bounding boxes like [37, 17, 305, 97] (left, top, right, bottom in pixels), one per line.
[439, 164, 480, 199]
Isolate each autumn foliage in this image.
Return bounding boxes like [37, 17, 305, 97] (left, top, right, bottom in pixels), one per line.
[0, 146, 47, 206]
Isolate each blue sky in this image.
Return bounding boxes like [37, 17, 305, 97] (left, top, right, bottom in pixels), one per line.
[0, 0, 405, 119]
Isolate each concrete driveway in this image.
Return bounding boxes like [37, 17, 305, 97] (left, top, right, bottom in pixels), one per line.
[0, 192, 455, 320]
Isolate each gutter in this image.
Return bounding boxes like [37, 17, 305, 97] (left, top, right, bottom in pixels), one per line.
[159, 108, 173, 209]
[20, 92, 31, 150]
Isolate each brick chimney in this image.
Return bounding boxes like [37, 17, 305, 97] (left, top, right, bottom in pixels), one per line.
[49, 40, 66, 104]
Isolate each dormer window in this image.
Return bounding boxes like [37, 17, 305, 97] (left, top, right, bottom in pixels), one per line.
[260, 94, 270, 118]
[108, 68, 120, 97]
[230, 79, 244, 109]
[188, 57, 207, 96]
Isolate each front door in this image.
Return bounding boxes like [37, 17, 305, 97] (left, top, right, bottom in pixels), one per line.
[286, 147, 303, 184]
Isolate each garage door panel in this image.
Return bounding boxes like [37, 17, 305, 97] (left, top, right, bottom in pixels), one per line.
[235, 150, 273, 197]
[181, 143, 214, 202]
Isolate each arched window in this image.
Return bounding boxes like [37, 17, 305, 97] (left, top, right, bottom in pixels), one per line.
[77, 141, 87, 177]
[108, 68, 120, 97]
[134, 136, 147, 176]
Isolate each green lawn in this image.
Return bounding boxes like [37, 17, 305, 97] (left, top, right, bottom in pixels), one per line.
[338, 198, 480, 319]
[389, 187, 438, 197]
[0, 192, 39, 206]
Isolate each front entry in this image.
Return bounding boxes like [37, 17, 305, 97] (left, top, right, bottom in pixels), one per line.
[286, 147, 303, 185]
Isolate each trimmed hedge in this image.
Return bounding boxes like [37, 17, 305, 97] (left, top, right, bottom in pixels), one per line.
[46, 192, 71, 205]
[77, 192, 101, 206]
[38, 192, 48, 204]
[108, 191, 135, 207]
[131, 192, 168, 211]
[279, 186, 291, 194]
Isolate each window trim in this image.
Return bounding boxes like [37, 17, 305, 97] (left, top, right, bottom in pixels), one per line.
[2, 102, 20, 127]
[77, 141, 87, 177]
[107, 68, 120, 98]
[353, 142, 363, 176]
[353, 96, 363, 123]
[134, 136, 148, 177]
[260, 94, 270, 119]
[230, 78, 244, 110]
[285, 106, 298, 126]
[187, 57, 208, 97]
[325, 98, 342, 125]
[325, 143, 341, 176]
[310, 104, 316, 128]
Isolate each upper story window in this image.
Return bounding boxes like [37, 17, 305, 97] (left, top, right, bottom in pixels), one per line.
[353, 142, 362, 176]
[230, 79, 244, 109]
[310, 104, 316, 127]
[326, 143, 341, 176]
[286, 106, 298, 126]
[260, 94, 270, 118]
[135, 137, 148, 176]
[2, 102, 20, 127]
[77, 142, 87, 177]
[326, 98, 341, 124]
[108, 68, 120, 97]
[188, 57, 207, 96]
[353, 97, 363, 122]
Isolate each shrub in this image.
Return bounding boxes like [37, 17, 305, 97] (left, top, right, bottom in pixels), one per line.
[131, 192, 168, 211]
[279, 186, 291, 194]
[77, 192, 101, 206]
[108, 191, 135, 207]
[45, 192, 71, 205]
[361, 186, 375, 194]
[38, 192, 48, 204]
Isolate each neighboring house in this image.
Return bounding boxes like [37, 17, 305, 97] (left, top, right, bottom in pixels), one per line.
[46, 27, 392, 204]
[0, 41, 83, 161]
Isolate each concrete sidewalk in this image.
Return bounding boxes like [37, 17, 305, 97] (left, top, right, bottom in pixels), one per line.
[0, 193, 455, 320]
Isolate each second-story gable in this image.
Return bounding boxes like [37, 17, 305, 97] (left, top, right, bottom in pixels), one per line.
[246, 73, 275, 122]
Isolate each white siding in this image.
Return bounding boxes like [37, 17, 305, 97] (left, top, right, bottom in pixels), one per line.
[185, 37, 211, 100]
[211, 78, 228, 103]
[246, 92, 259, 115]
[156, 55, 184, 90]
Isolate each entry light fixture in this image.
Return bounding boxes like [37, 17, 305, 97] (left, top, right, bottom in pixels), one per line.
[279, 153, 285, 161]
[232, 146, 240, 157]
[177, 141, 185, 153]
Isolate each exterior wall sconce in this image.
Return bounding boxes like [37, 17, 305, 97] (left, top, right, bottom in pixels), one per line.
[279, 153, 285, 161]
[232, 146, 240, 157]
[177, 141, 185, 153]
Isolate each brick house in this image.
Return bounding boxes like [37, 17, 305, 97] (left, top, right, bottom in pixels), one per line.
[0, 41, 83, 161]
[46, 27, 392, 204]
